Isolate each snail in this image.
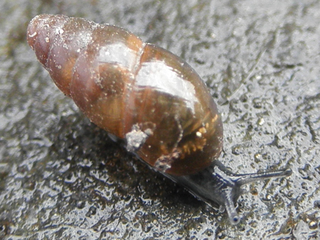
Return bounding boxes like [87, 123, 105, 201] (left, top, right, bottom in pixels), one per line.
[27, 14, 291, 225]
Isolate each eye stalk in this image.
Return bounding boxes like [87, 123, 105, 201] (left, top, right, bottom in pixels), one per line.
[163, 161, 292, 225]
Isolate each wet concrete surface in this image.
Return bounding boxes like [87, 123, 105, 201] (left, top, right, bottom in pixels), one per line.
[0, 0, 319, 239]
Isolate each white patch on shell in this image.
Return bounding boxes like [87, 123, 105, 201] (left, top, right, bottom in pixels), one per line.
[125, 124, 152, 152]
[28, 31, 37, 38]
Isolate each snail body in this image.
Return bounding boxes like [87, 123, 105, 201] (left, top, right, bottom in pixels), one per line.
[27, 14, 291, 224]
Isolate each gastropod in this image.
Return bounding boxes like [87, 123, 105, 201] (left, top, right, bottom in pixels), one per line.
[27, 14, 291, 224]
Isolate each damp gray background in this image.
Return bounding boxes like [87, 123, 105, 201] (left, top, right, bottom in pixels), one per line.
[0, 0, 319, 239]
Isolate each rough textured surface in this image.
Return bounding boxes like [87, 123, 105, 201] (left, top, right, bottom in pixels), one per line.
[0, 0, 319, 239]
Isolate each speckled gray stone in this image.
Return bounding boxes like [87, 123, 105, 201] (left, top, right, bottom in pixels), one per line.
[0, 0, 319, 239]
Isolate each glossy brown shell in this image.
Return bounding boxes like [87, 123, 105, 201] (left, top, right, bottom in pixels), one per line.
[27, 14, 223, 176]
